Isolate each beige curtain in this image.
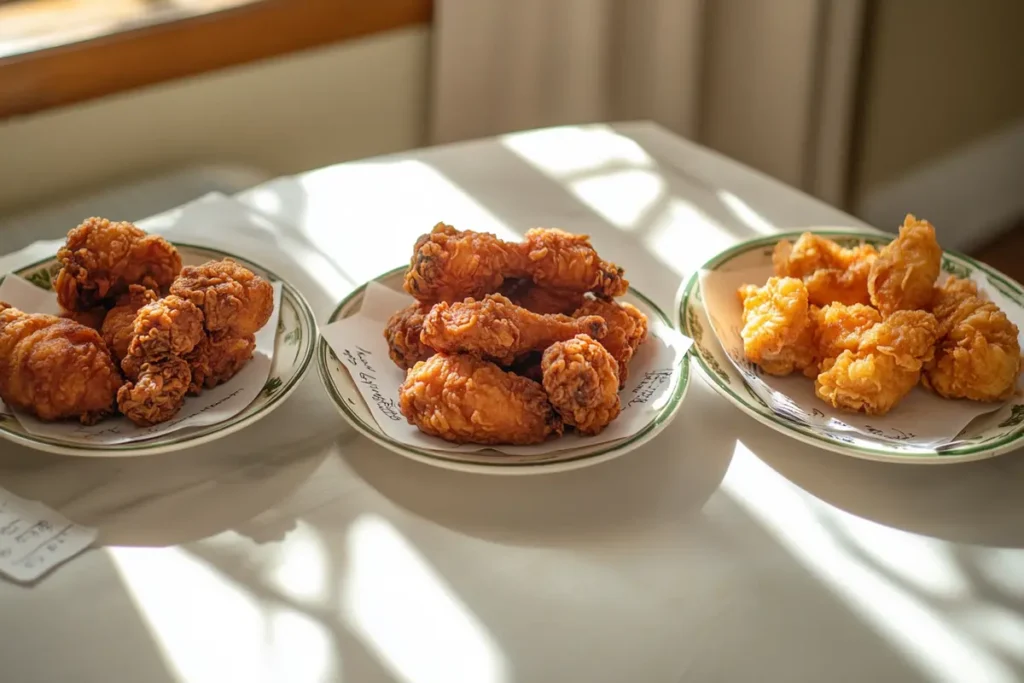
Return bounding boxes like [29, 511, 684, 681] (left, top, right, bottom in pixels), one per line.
[430, 0, 865, 206]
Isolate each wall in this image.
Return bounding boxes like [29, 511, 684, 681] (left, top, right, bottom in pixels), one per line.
[0, 26, 430, 214]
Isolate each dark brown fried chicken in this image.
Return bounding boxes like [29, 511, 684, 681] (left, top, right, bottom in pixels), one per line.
[399, 353, 563, 445]
[100, 285, 158, 362]
[55, 217, 182, 311]
[541, 334, 621, 435]
[0, 303, 122, 424]
[420, 293, 607, 365]
[184, 334, 256, 393]
[573, 295, 648, 386]
[125, 295, 205, 361]
[118, 356, 192, 427]
[499, 278, 585, 315]
[170, 259, 274, 339]
[383, 303, 434, 370]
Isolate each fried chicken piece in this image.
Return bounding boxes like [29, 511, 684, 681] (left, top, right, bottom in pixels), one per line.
[420, 293, 607, 365]
[118, 356, 192, 426]
[170, 259, 274, 339]
[399, 353, 563, 445]
[573, 295, 648, 386]
[541, 334, 621, 435]
[815, 310, 938, 415]
[125, 295, 204, 361]
[738, 277, 817, 376]
[773, 233, 877, 306]
[814, 303, 882, 361]
[100, 285, 159, 362]
[383, 303, 434, 370]
[184, 334, 256, 393]
[55, 217, 182, 311]
[500, 279, 585, 315]
[922, 277, 1021, 401]
[507, 351, 543, 383]
[0, 303, 121, 424]
[403, 223, 628, 303]
[868, 214, 942, 315]
[61, 307, 106, 331]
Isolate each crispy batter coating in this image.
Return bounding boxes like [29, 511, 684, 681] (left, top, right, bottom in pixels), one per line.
[421, 293, 607, 365]
[520, 228, 627, 298]
[55, 217, 181, 311]
[773, 233, 876, 306]
[500, 279, 585, 315]
[815, 310, 938, 415]
[0, 303, 121, 423]
[170, 259, 274, 339]
[100, 285, 159, 361]
[738, 277, 817, 376]
[541, 334, 621, 435]
[383, 303, 434, 370]
[922, 277, 1021, 401]
[118, 356, 191, 426]
[61, 307, 106, 331]
[814, 303, 883, 362]
[399, 353, 562, 445]
[573, 295, 648, 386]
[126, 295, 205, 361]
[184, 334, 256, 393]
[868, 214, 942, 315]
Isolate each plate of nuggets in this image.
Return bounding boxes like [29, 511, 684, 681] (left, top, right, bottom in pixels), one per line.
[317, 223, 692, 474]
[0, 217, 316, 456]
[679, 214, 1024, 464]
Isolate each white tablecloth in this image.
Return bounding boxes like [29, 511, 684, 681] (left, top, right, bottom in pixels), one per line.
[0, 122, 1021, 683]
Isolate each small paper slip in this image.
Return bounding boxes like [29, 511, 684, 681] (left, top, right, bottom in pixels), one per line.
[320, 281, 693, 455]
[699, 266, 1024, 449]
[0, 488, 96, 583]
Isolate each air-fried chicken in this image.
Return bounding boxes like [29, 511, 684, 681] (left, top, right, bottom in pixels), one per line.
[383, 303, 434, 370]
[399, 353, 563, 445]
[55, 217, 181, 312]
[0, 303, 122, 423]
[573, 295, 648, 386]
[170, 259, 274, 339]
[922, 277, 1021, 402]
[100, 285, 158, 362]
[773, 233, 877, 306]
[737, 277, 817, 376]
[420, 293, 607, 365]
[541, 334, 621, 435]
[868, 214, 942, 315]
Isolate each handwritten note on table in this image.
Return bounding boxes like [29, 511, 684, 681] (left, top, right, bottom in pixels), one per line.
[0, 488, 96, 583]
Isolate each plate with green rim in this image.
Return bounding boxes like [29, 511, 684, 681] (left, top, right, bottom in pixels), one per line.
[0, 243, 317, 457]
[317, 266, 691, 475]
[676, 227, 1024, 465]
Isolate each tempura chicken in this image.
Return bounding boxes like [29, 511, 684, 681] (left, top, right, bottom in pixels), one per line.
[383, 303, 434, 370]
[868, 214, 942, 315]
[541, 334, 621, 435]
[55, 217, 181, 312]
[420, 293, 607, 365]
[100, 285, 158, 362]
[573, 295, 648, 386]
[399, 353, 563, 445]
[0, 303, 121, 424]
[404, 223, 628, 303]
[737, 277, 817, 376]
[170, 259, 274, 339]
[773, 233, 877, 306]
[922, 277, 1021, 402]
[118, 356, 192, 427]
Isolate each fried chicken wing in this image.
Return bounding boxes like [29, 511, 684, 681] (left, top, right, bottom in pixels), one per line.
[573, 295, 648, 386]
[55, 217, 182, 311]
[184, 334, 256, 393]
[499, 279, 586, 315]
[170, 259, 274, 339]
[815, 310, 938, 415]
[383, 303, 434, 370]
[541, 334, 621, 435]
[922, 277, 1021, 401]
[420, 293, 607, 365]
[0, 303, 121, 423]
[738, 277, 817, 376]
[773, 233, 877, 306]
[100, 285, 158, 362]
[403, 224, 628, 303]
[399, 353, 563, 445]
[118, 356, 192, 426]
[868, 214, 942, 314]
[125, 295, 205, 361]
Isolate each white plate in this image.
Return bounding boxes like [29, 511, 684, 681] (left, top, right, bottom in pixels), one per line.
[0, 244, 316, 456]
[677, 227, 1024, 464]
[317, 267, 691, 475]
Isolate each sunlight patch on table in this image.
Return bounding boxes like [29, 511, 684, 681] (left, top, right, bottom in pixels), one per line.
[343, 514, 507, 683]
[961, 605, 1024, 662]
[642, 200, 734, 276]
[266, 520, 329, 604]
[721, 442, 1015, 683]
[971, 548, 1024, 598]
[501, 125, 653, 178]
[568, 169, 665, 230]
[717, 191, 776, 234]
[270, 608, 339, 682]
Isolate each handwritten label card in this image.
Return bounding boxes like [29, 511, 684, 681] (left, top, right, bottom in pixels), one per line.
[0, 488, 96, 583]
[320, 281, 694, 455]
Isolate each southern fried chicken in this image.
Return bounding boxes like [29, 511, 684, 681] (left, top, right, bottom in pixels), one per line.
[541, 334, 621, 435]
[403, 223, 628, 303]
[499, 278, 585, 315]
[420, 293, 607, 365]
[573, 295, 648, 386]
[118, 356, 192, 426]
[0, 303, 122, 424]
[922, 277, 1021, 402]
[738, 277, 817, 376]
[184, 334, 256, 393]
[814, 303, 882, 362]
[170, 259, 274, 339]
[55, 217, 182, 311]
[61, 307, 106, 331]
[100, 285, 158, 362]
[773, 233, 877, 306]
[815, 310, 938, 415]
[399, 353, 563, 445]
[868, 214, 942, 315]
[125, 295, 205, 361]
[383, 303, 434, 370]
[507, 351, 543, 383]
